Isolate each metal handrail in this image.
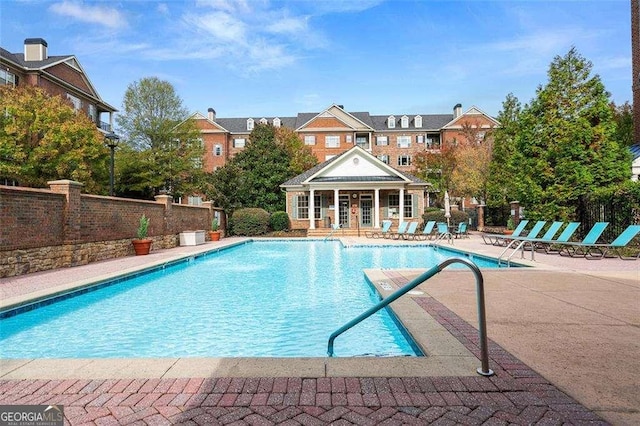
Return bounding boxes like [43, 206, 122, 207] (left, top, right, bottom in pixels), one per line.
[323, 224, 341, 241]
[432, 230, 453, 246]
[327, 257, 494, 377]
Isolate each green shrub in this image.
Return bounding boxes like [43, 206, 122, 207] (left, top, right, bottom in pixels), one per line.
[422, 209, 469, 226]
[270, 211, 290, 231]
[231, 208, 271, 236]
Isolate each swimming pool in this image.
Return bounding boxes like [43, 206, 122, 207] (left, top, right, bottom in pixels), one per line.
[0, 240, 503, 359]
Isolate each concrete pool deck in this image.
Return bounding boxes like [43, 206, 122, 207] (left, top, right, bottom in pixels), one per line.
[0, 234, 638, 425]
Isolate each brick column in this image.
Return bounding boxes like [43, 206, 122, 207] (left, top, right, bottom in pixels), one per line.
[155, 194, 172, 235]
[477, 204, 485, 231]
[509, 201, 520, 227]
[48, 179, 83, 243]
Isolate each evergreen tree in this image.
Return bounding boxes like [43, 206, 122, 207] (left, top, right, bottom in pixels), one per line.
[512, 48, 630, 220]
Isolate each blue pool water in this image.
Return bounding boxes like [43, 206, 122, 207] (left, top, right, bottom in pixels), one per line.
[0, 241, 501, 358]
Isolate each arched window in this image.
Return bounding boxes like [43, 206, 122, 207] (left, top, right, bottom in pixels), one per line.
[247, 118, 254, 131]
[387, 116, 396, 128]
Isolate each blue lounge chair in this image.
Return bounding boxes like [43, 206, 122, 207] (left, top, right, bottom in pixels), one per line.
[493, 220, 547, 246]
[534, 222, 581, 253]
[386, 221, 408, 239]
[365, 220, 392, 238]
[453, 222, 469, 239]
[518, 221, 563, 250]
[394, 221, 418, 240]
[566, 225, 640, 260]
[482, 220, 530, 246]
[557, 222, 610, 257]
[417, 221, 436, 240]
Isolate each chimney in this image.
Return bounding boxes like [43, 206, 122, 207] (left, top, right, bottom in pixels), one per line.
[453, 103, 462, 118]
[24, 38, 48, 61]
[207, 107, 216, 121]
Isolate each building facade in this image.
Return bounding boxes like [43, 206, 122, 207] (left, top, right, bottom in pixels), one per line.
[1, 38, 117, 133]
[193, 103, 499, 174]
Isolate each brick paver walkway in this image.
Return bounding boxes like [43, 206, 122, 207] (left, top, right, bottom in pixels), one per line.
[0, 292, 606, 425]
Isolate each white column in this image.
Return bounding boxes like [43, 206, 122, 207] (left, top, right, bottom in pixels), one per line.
[334, 189, 340, 227]
[399, 188, 405, 223]
[374, 188, 380, 228]
[309, 188, 315, 230]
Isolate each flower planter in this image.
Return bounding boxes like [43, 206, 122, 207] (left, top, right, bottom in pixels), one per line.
[179, 230, 206, 246]
[132, 239, 152, 255]
[209, 231, 221, 241]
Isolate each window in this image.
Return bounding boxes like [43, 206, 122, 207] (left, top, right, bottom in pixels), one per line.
[346, 135, 352, 143]
[397, 155, 411, 166]
[259, 118, 268, 125]
[214, 144, 222, 156]
[247, 118, 254, 131]
[0, 69, 17, 85]
[325, 135, 340, 148]
[66, 93, 81, 110]
[233, 138, 246, 148]
[88, 104, 97, 122]
[387, 116, 396, 128]
[355, 136, 369, 149]
[304, 135, 316, 145]
[188, 196, 203, 206]
[376, 136, 388, 146]
[388, 194, 414, 217]
[192, 157, 202, 168]
[401, 115, 409, 128]
[416, 134, 424, 144]
[397, 136, 411, 148]
[377, 154, 389, 164]
[415, 115, 422, 128]
[296, 195, 321, 220]
[426, 134, 441, 149]
[273, 117, 281, 127]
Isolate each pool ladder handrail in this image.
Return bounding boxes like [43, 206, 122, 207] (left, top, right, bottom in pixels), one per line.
[323, 224, 341, 241]
[497, 238, 532, 267]
[327, 257, 494, 377]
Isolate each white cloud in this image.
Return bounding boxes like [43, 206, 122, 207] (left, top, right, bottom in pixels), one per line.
[49, 1, 126, 29]
[266, 16, 309, 35]
[184, 11, 247, 42]
[157, 3, 169, 15]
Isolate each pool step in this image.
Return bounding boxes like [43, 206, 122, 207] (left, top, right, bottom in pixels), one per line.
[306, 228, 372, 238]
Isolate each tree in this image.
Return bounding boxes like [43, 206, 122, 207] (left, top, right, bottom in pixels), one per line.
[116, 77, 203, 199]
[413, 146, 457, 206]
[206, 124, 318, 214]
[0, 85, 108, 193]
[610, 101, 634, 147]
[486, 93, 522, 207]
[449, 121, 494, 203]
[511, 48, 630, 220]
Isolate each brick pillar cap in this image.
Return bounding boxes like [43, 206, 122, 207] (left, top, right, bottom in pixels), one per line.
[154, 194, 172, 201]
[47, 179, 83, 187]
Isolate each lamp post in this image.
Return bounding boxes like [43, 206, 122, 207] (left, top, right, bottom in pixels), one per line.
[104, 132, 120, 196]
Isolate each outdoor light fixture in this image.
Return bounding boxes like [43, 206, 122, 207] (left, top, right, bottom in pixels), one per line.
[104, 132, 120, 196]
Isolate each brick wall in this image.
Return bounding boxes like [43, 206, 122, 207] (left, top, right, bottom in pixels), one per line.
[0, 180, 225, 277]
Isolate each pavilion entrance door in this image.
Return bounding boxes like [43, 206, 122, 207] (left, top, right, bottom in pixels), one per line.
[360, 195, 372, 227]
[338, 195, 350, 228]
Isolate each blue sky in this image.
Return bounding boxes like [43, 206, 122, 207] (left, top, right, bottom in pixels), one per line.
[1, 0, 632, 119]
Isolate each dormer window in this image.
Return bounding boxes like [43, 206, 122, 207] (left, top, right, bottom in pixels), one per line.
[388, 115, 396, 128]
[415, 115, 422, 128]
[273, 117, 281, 127]
[401, 115, 409, 128]
[259, 117, 268, 125]
[247, 118, 254, 131]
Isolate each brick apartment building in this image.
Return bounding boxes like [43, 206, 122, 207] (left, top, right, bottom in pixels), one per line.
[1, 38, 117, 134]
[193, 103, 499, 174]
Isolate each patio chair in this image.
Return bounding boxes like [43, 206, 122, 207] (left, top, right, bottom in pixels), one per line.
[393, 221, 418, 240]
[365, 220, 392, 238]
[534, 222, 581, 253]
[481, 220, 529, 245]
[518, 221, 564, 250]
[490, 220, 546, 246]
[386, 221, 408, 239]
[417, 221, 436, 240]
[557, 222, 610, 257]
[453, 222, 469, 239]
[560, 224, 640, 260]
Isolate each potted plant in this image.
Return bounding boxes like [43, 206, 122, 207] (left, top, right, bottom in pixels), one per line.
[132, 214, 152, 255]
[209, 217, 221, 241]
[504, 217, 515, 235]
